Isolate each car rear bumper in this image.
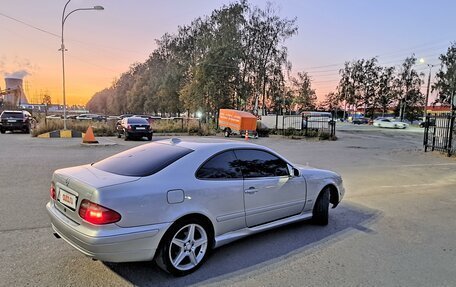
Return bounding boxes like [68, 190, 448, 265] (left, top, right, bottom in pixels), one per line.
[0, 122, 29, 130]
[46, 201, 169, 262]
[127, 130, 153, 137]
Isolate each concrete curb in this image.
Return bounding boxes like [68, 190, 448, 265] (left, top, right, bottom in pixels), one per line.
[37, 130, 84, 138]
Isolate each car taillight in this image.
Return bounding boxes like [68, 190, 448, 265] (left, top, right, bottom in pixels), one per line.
[78, 199, 121, 225]
[50, 182, 56, 200]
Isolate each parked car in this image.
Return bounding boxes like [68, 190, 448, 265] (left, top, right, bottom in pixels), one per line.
[116, 117, 153, 140]
[46, 138, 344, 276]
[0, 110, 33, 134]
[352, 117, 369, 125]
[419, 119, 436, 128]
[132, 114, 161, 124]
[117, 114, 134, 120]
[373, 118, 408, 129]
[67, 114, 78, 120]
[76, 114, 104, 121]
[46, 114, 63, 119]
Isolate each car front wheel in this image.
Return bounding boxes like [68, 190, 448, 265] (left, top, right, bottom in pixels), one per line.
[156, 220, 211, 276]
[312, 187, 330, 226]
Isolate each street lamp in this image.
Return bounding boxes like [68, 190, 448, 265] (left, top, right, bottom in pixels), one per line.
[60, 0, 104, 130]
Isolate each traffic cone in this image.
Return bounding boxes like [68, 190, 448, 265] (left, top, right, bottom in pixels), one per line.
[83, 126, 98, 144]
[245, 130, 249, 141]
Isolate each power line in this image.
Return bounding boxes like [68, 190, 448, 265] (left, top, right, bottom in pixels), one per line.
[0, 11, 60, 38]
[0, 11, 147, 56]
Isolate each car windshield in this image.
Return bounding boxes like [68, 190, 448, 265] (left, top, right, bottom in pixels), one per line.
[128, 117, 148, 124]
[1, 112, 23, 118]
[93, 142, 193, 176]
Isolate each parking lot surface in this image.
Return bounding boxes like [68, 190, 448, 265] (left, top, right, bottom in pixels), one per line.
[0, 127, 455, 286]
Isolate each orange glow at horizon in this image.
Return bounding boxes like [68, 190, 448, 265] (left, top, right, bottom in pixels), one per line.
[3, 62, 124, 106]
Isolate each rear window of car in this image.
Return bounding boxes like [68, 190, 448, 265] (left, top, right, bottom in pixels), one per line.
[92, 142, 193, 176]
[128, 117, 148, 124]
[1, 112, 23, 119]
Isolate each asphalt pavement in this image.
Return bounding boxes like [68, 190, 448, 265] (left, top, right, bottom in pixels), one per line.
[0, 126, 455, 287]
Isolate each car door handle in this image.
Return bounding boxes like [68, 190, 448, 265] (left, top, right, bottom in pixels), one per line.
[244, 187, 258, 194]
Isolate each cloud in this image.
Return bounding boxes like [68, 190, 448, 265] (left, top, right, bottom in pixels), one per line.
[0, 55, 37, 79]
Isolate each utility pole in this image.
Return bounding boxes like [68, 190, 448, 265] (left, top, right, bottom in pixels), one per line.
[423, 64, 435, 118]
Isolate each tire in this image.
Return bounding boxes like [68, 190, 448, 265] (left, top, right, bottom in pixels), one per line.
[147, 134, 152, 141]
[312, 187, 330, 226]
[224, 128, 231, 137]
[0, 129, 5, 134]
[124, 131, 129, 141]
[155, 219, 211, 276]
[117, 133, 121, 138]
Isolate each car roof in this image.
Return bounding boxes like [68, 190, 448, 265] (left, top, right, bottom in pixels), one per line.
[155, 137, 262, 151]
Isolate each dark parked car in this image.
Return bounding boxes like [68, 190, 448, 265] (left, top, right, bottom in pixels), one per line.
[116, 117, 153, 140]
[352, 117, 369, 125]
[0, 110, 33, 134]
[419, 119, 436, 128]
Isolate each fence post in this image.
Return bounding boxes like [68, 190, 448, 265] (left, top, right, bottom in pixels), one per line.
[447, 113, 455, 157]
[424, 113, 429, 152]
[431, 114, 437, 151]
[305, 116, 308, 137]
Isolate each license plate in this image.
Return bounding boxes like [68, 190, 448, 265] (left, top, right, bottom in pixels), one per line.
[136, 127, 145, 130]
[58, 189, 77, 209]
[7, 120, 16, 123]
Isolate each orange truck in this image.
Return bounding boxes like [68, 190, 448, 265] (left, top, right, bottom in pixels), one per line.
[219, 109, 257, 138]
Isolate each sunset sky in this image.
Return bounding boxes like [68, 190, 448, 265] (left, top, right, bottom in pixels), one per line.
[1, 0, 456, 106]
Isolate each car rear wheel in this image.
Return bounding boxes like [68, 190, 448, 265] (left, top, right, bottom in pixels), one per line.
[0, 129, 5, 134]
[224, 128, 231, 137]
[124, 131, 129, 141]
[312, 187, 330, 226]
[147, 134, 152, 141]
[156, 220, 211, 276]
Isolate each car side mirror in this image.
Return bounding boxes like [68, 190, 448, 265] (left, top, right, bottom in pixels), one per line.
[293, 168, 300, 177]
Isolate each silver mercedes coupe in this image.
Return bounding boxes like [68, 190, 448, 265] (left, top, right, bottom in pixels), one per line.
[46, 138, 344, 276]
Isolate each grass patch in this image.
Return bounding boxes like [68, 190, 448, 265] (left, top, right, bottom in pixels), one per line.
[32, 118, 215, 137]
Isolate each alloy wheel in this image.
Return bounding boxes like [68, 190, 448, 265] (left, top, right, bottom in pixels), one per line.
[168, 223, 208, 271]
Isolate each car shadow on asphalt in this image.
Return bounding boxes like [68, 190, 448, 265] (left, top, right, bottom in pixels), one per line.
[103, 202, 380, 286]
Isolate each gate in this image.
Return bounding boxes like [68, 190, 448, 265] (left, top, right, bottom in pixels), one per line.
[281, 114, 336, 137]
[423, 113, 456, 157]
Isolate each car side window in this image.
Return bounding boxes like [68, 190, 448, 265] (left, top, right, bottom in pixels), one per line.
[234, 149, 289, 178]
[196, 151, 242, 180]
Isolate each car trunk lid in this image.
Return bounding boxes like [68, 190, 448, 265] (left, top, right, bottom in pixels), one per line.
[52, 165, 140, 224]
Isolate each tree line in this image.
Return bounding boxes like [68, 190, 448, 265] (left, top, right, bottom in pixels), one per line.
[322, 43, 456, 121]
[87, 1, 318, 118]
[87, 0, 456, 122]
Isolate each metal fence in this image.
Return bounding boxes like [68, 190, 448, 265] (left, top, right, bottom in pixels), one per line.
[423, 113, 456, 157]
[261, 114, 336, 137]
